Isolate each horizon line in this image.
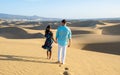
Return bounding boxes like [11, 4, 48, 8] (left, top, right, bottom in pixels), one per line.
[0, 12, 120, 20]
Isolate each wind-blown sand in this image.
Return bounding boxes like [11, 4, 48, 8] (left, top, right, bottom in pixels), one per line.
[0, 21, 120, 75]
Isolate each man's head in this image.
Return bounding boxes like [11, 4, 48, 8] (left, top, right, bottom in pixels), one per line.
[61, 19, 67, 25]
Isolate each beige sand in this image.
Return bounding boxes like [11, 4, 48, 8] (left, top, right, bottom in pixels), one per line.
[0, 22, 120, 75]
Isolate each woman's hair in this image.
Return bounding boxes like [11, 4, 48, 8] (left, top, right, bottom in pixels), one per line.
[45, 25, 51, 35]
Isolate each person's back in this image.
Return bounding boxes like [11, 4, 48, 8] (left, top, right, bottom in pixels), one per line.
[56, 19, 72, 65]
[56, 25, 71, 46]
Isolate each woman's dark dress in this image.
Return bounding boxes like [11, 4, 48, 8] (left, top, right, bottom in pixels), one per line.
[42, 31, 53, 51]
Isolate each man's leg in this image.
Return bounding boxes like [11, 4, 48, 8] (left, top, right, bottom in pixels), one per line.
[58, 45, 62, 62]
[61, 45, 67, 64]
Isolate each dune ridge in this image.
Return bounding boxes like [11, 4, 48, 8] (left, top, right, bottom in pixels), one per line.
[0, 27, 44, 39]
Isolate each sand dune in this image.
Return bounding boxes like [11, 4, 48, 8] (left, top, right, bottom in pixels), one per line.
[72, 30, 94, 35]
[24, 25, 58, 30]
[0, 27, 44, 39]
[102, 24, 120, 35]
[70, 20, 105, 27]
[103, 20, 120, 23]
[82, 42, 120, 55]
[0, 20, 120, 75]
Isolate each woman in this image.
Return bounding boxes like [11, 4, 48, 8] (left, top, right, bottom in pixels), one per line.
[42, 25, 55, 59]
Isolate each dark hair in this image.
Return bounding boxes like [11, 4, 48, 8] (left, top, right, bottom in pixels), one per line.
[45, 25, 51, 35]
[61, 19, 67, 24]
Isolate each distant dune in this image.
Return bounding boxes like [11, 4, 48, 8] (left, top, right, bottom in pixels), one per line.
[70, 20, 105, 27]
[72, 30, 94, 35]
[24, 24, 58, 30]
[103, 20, 120, 23]
[0, 27, 44, 39]
[82, 42, 120, 55]
[102, 24, 120, 35]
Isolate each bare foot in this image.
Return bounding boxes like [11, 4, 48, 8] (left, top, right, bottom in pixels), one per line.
[48, 57, 52, 60]
[59, 63, 64, 67]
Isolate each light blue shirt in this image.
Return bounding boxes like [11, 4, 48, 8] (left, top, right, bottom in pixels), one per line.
[56, 25, 72, 46]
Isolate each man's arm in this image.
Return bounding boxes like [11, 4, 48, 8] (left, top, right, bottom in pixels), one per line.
[68, 28, 72, 47]
[68, 39, 71, 47]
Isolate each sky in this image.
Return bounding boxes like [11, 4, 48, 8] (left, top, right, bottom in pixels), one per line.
[0, 0, 120, 19]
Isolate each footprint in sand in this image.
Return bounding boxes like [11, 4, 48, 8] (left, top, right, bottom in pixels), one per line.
[65, 67, 69, 70]
[59, 64, 74, 75]
[63, 67, 72, 75]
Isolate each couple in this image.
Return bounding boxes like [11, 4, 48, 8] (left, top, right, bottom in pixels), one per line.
[42, 19, 72, 65]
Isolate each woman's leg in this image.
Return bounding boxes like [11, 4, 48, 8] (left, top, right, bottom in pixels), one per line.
[49, 50, 52, 59]
[47, 51, 49, 59]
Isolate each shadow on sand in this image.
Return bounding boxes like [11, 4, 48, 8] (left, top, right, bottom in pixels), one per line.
[0, 54, 57, 64]
[0, 27, 44, 39]
[72, 30, 93, 35]
[102, 24, 120, 35]
[82, 42, 120, 55]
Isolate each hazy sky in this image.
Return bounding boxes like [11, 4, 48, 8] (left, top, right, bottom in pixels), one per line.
[0, 0, 120, 19]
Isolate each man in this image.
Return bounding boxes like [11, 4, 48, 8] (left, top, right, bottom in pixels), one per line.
[56, 19, 72, 64]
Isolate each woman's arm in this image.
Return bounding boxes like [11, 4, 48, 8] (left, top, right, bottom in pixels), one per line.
[52, 37, 57, 43]
[51, 32, 57, 43]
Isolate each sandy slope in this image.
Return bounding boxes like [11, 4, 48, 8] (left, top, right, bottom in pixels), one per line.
[0, 22, 120, 75]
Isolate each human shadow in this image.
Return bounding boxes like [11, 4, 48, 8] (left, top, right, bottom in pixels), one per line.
[0, 54, 57, 64]
[0, 27, 44, 39]
[82, 42, 120, 55]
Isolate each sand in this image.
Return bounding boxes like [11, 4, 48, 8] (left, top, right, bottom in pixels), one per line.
[0, 21, 120, 75]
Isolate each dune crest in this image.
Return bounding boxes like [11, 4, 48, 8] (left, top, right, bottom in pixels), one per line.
[0, 27, 44, 39]
[102, 24, 120, 35]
